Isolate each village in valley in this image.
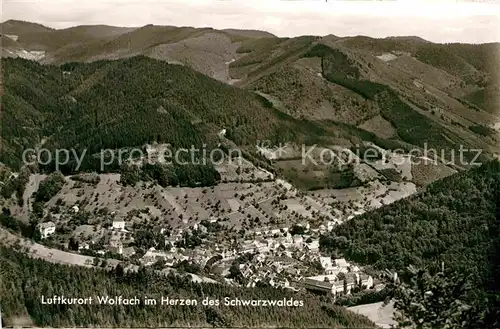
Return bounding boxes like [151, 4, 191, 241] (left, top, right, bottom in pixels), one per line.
[35, 206, 380, 299]
[2, 141, 425, 303]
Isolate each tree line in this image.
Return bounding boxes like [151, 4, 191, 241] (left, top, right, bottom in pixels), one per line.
[0, 246, 375, 328]
[320, 160, 500, 327]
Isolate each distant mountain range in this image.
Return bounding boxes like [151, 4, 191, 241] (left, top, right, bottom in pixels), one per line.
[1, 20, 499, 189]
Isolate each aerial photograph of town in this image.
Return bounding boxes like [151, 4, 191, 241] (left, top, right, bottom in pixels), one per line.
[0, 0, 499, 328]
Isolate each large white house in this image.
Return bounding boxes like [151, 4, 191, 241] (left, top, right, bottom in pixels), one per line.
[302, 273, 374, 298]
[112, 220, 126, 230]
[38, 222, 56, 239]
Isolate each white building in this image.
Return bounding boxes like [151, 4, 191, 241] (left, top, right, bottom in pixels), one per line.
[78, 242, 90, 250]
[335, 258, 349, 268]
[112, 220, 126, 230]
[293, 235, 304, 246]
[303, 273, 372, 298]
[110, 240, 123, 255]
[354, 273, 374, 289]
[38, 222, 56, 239]
[327, 221, 336, 231]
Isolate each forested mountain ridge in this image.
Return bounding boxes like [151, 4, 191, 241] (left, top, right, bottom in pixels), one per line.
[1, 20, 499, 198]
[2, 20, 498, 115]
[247, 41, 499, 150]
[0, 20, 273, 84]
[318, 160, 500, 327]
[2, 21, 498, 168]
[320, 160, 500, 314]
[1, 56, 332, 170]
[1, 57, 499, 197]
[3, 56, 482, 178]
[2, 56, 420, 194]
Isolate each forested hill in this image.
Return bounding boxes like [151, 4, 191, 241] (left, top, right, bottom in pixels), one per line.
[2, 56, 398, 173]
[319, 160, 500, 326]
[3, 56, 465, 175]
[1, 56, 317, 170]
[0, 247, 375, 328]
[320, 160, 500, 288]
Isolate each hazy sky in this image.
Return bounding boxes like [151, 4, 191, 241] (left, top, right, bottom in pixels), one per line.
[2, 0, 499, 43]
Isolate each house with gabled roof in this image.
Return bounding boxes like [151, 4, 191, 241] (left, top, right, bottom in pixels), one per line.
[38, 221, 56, 239]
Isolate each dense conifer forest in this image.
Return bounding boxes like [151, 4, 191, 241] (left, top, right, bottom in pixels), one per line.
[1, 57, 336, 171]
[3, 56, 487, 177]
[321, 160, 499, 275]
[0, 247, 375, 328]
[320, 160, 500, 326]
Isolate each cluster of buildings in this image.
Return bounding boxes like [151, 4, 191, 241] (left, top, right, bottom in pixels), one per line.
[130, 222, 374, 299]
[299, 258, 374, 298]
[37, 215, 374, 300]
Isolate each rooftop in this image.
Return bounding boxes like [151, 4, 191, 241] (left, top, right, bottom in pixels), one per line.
[39, 221, 55, 229]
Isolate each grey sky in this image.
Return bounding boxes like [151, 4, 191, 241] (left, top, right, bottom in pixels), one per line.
[2, 0, 499, 43]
